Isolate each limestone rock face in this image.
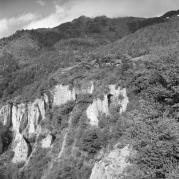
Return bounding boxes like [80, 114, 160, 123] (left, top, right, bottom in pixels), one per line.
[11, 98, 47, 163]
[0, 82, 95, 164]
[12, 103, 27, 133]
[86, 85, 129, 126]
[0, 82, 128, 165]
[12, 133, 29, 163]
[86, 95, 109, 126]
[52, 82, 94, 106]
[41, 134, 53, 148]
[11, 103, 28, 163]
[52, 85, 76, 106]
[25, 98, 46, 138]
[90, 145, 133, 179]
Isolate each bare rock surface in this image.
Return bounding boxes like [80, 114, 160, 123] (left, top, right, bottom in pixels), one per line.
[90, 145, 133, 179]
[86, 85, 129, 126]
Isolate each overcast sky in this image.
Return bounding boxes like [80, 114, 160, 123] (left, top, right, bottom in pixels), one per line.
[0, 0, 179, 38]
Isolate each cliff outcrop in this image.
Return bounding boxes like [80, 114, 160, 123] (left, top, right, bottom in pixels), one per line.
[90, 145, 134, 179]
[0, 81, 129, 179]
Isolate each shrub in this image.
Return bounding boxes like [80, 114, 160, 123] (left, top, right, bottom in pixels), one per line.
[58, 100, 76, 115]
[125, 117, 179, 178]
[79, 128, 104, 155]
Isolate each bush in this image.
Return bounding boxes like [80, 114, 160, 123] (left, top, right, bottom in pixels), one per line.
[125, 117, 179, 178]
[79, 129, 104, 155]
[58, 100, 76, 115]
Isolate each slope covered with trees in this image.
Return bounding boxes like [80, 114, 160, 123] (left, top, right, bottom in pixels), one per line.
[0, 10, 178, 179]
[0, 11, 175, 104]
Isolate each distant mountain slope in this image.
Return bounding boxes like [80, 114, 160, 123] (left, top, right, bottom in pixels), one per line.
[0, 16, 146, 66]
[96, 16, 179, 57]
[0, 16, 144, 56]
[0, 10, 175, 61]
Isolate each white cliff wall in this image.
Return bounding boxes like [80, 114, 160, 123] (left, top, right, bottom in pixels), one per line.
[86, 95, 109, 126]
[12, 133, 29, 163]
[90, 145, 133, 179]
[11, 103, 26, 133]
[11, 97, 47, 163]
[86, 85, 129, 126]
[25, 98, 46, 137]
[0, 81, 95, 163]
[41, 134, 53, 148]
[52, 85, 76, 106]
[11, 103, 29, 163]
[0, 82, 128, 163]
[52, 82, 94, 106]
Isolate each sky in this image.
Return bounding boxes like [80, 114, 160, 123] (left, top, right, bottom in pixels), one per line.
[0, 0, 179, 38]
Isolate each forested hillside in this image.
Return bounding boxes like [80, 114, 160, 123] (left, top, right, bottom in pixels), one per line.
[0, 11, 174, 104]
[0, 10, 178, 179]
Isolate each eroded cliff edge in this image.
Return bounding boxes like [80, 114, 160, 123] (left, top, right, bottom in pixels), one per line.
[0, 81, 130, 179]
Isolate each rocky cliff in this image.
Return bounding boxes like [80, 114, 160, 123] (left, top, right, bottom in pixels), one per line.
[0, 96, 47, 163]
[90, 144, 134, 179]
[0, 81, 129, 177]
[86, 85, 129, 126]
